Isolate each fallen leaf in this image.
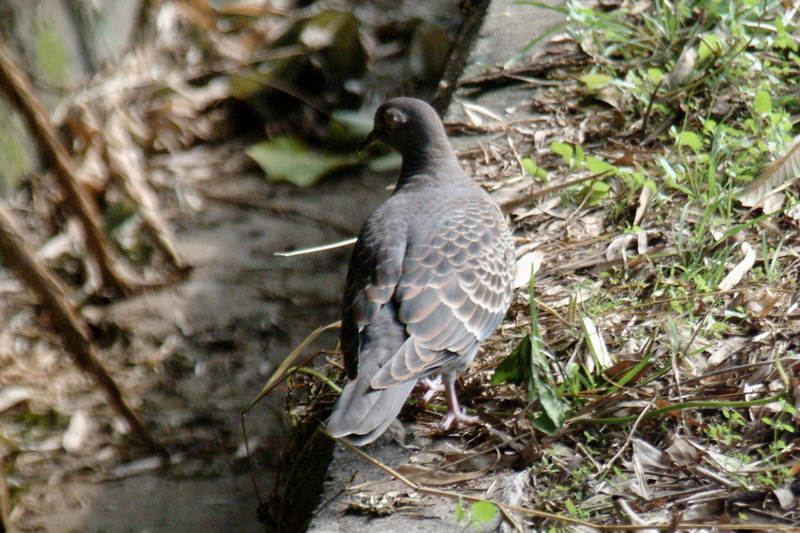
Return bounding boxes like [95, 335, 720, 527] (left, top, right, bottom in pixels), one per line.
[106, 109, 185, 267]
[0, 386, 30, 412]
[394, 464, 487, 486]
[246, 136, 359, 186]
[665, 46, 697, 88]
[739, 136, 800, 208]
[717, 242, 756, 291]
[62, 410, 93, 453]
[513, 250, 544, 288]
[605, 234, 636, 261]
[633, 182, 653, 226]
[582, 316, 613, 372]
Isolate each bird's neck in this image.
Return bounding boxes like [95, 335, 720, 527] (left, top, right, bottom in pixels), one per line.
[397, 140, 463, 185]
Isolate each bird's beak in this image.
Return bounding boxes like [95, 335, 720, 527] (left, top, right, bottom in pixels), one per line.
[359, 130, 377, 152]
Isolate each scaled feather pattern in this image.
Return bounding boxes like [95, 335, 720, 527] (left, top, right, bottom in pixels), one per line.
[327, 98, 515, 445]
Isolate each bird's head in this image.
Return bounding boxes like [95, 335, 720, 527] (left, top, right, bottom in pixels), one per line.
[360, 98, 448, 156]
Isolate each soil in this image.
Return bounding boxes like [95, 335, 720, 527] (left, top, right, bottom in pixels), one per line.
[0, 0, 476, 530]
[9, 158, 397, 533]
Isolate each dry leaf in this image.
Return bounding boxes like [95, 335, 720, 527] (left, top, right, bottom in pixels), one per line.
[457, 99, 505, 126]
[62, 410, 93, 453]
[665, 437, 701, 466]
[717, 242, 756, 291]
[632, 438, 666, 470]
[706, 337, 747, 367]
[665, 46, 697, 88]
[774, 487, 796, 510]
[738, 136, 800, 208]
[513, 250, 544, 288]
[761, 191, 785, 214]
[582, 316, 613, 372]
[394, 464, 487, 486]
[106, 109, 185, 268]
[633, 183, 652, 226]
[0, 386, 30, 412]
[605, 234, 636, 261]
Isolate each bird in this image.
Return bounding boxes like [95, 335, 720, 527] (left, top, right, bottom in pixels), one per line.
[326, 97, 515, 445]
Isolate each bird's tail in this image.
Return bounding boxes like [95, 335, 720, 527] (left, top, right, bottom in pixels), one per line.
[327, 375, 416, 446]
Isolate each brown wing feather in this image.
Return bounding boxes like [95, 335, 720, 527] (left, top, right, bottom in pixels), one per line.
[341, 220, 406, 378]
[370, 196, 514, 388]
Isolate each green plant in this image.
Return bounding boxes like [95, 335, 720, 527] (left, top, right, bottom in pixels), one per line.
[493, 280, 569, 435]
[455, 497, 497, 532]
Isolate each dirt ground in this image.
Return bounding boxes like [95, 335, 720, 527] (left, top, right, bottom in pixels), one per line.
[0, 0, 472, 531]
[8, 155, 397, 533]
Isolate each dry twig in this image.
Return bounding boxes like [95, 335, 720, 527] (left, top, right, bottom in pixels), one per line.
[0, 200, 165, 458]
[0, 38, 131, 295]
[333, 435, 797, 531]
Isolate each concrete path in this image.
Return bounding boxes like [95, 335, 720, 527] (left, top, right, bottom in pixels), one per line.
[307, 1, 566, 532]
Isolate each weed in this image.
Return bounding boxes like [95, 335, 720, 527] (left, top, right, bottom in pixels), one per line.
[454, 497, 496, 532]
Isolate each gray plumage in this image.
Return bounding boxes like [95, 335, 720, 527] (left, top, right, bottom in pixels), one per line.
[327, 98, 515, 445]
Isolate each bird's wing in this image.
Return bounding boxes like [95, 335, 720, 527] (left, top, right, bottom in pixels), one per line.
[340, 216, 407, 378]
[371, 196, 513, 388]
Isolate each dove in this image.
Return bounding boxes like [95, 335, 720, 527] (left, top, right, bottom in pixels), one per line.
[327, 98, 515, 445]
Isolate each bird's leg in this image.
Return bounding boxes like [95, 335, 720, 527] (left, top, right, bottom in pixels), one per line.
[440, 372, 479, 429]
[421, 376, 444, 403]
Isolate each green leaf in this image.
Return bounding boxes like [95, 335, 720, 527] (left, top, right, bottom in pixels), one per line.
[607, 352, 652, 394]
[513, 1, 570, 15]
[300, 10, 365, 81]
[646, 67, 664, 83]
[776, 17, 799, 50]
[504, 20, 570, 68]
[565, 500, 578, 516]
[574, 144, 585, 166]
[676, 131, 702, 150]
[697, 34, 723, 62]
[471, 500, 496, 523]
[530, 413, 558, 434]
[492, 335, 533, 386]
[550, 141, 574, 163]
[521, 157, 548, 180]
[328, 110, 374, 143]
[493, 288, 567, 435]
[580, 73, 613, 92]
[585, 156, 617, 174]
[754, 90, 772, 115]
[246, 136, 358, 187]
[532, 374, 566, 433]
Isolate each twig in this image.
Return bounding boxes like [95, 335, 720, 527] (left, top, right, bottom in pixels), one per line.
[331, 433, 795, 530]
[241, 322, 341, 504]
[104, 107, 186, 270]
[431, 0, 492, 113]
[0, 200, 165, 458]
[0, 38, 131, 295]
[640, 79, 662, 136]
[244, 321, 341, 413]
[497, 504, 523, 533]
[498, 170, 612, 212]
[596, 399, 655, 479]
[576, 394, 785, 425]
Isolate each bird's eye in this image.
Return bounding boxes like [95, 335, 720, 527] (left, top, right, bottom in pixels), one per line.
[384, 109, 406, 129]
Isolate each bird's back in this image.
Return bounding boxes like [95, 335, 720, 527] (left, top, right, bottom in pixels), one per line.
[327, 98, 514, 445]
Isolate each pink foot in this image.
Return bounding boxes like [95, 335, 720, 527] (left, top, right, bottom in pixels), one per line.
[440, 372, 480, 430]
[421, 376, 444, 403]
[441, 407, 480, 430]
